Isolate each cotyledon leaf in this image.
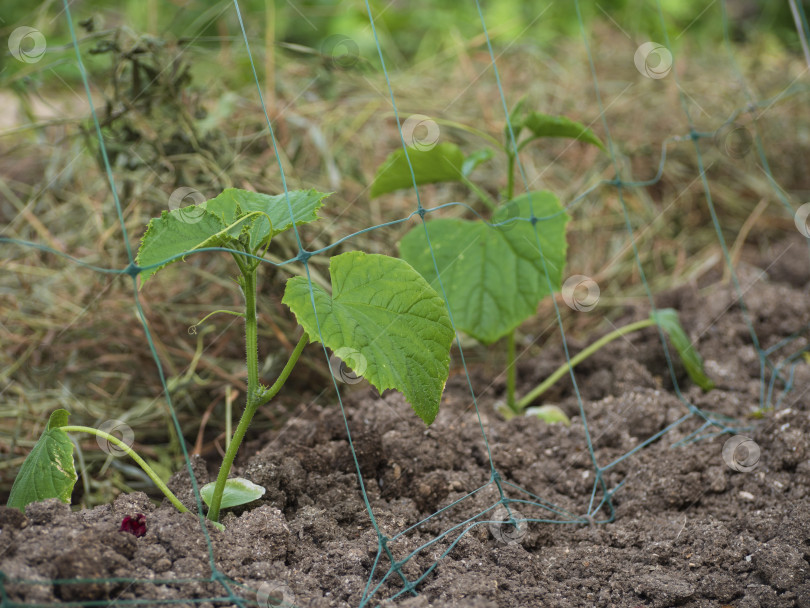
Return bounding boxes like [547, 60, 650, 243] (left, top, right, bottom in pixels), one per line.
[282, 251, 455, 425]
[7, 409, 77, 511]
[650, 308, 715, 391]
[200, 478, 265, 510]
[399, 191, 569, 345]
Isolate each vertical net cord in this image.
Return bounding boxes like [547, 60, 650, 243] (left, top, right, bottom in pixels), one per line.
[3, 3, 807, 606]
[789, 0, 810, 68]
[61, 0, 219, 570]
[357, 3, 497, 601]
[475, 0, 608, 515]
[719, 0, 810, 410]
[573, 0, 726, 435]
[653, 0, 772, 413]
[362, 0, 498, 480]
[232, 1, 392, 583]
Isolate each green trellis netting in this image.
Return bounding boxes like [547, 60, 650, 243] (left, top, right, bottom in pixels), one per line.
[1, 0, 809, 606]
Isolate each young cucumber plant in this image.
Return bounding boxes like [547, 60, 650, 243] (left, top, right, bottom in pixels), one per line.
[8, 188, 455, 524]
[371, 103, 603, 411]
[370, 103, 714, 418]
[501, 308, 716, 423]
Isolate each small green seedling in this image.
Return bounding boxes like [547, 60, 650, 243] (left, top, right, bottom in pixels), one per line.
[8, 188, 455, 524]
[371, 102, 605, 410]
[370, 104, 714, 417]
[500, 308, 716, 421]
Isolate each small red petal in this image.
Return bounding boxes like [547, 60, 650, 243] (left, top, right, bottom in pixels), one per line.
[120, 513, 147, 538]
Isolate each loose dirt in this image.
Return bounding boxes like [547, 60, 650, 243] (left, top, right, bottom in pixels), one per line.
[2, 239, 809, 607]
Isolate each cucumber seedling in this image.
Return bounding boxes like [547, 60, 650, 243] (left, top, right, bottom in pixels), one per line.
[371, 103, 603, 411]
[370, 103, 714, 418]
[8, 188, 455, 524]
[503, 307, 716, 423]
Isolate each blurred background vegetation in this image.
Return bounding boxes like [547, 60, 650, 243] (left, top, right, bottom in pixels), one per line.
[1, 0, 808, 507]
[0, 0, 803, 85]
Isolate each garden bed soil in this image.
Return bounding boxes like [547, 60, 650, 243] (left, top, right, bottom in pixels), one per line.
[1, 239, 810, 607]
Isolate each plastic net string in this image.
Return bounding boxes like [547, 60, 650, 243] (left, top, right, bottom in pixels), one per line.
[1, 0, 809, 605]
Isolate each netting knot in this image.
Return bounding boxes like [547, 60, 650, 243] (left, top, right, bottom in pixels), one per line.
[123, 263, 141, 278]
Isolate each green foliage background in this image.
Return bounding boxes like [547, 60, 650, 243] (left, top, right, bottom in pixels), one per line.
[0, 0, 801, 86]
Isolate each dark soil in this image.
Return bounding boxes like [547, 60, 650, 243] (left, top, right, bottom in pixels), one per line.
[2, 238, 810, 607]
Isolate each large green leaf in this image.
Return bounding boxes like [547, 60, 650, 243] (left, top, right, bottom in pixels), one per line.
[282, 252, 454, 424]
[200, 478, 265, 510]
[202, 188, 330, 250]
[650, 308, 715, 391]
[399, 191, 569, 344]
[370, 143, 465, 198]
[7, 409, 77, 511]
[136, 188, 330, 284]
[518, 112, 605, 151]
[135, 210, 233, 283]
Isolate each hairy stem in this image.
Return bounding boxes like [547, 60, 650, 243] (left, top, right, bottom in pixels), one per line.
[459, 174, 497, 211]
[256, 333, 309, 408]
[206, 241, 310, 522]
[62, 426, 188, 513]
[242, 268, 260, 403]
[516, 319, 656, 411]
[506, 152, 515, 202]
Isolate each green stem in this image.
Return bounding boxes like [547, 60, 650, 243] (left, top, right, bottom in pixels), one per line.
[206, 239, 310, 522]
[515, 318, 655, 411]
[255, 333, 309, 408]
[242, 268, 260, 403]
[432, 118, 502, 148]
[502, 147, 518, 414]
[205, 263, 259, 522]
[459, 174, 497, 211]
[62, 426, 188, 513]
[505, 331, 518, 413]
[205, 327, 310, 522]
[506, 152, 515, 201]
[231, 250, 249, 275]
[498, 405, 518, 421]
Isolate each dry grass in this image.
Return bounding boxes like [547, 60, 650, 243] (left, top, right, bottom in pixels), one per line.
[1, 21, 808, 504]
